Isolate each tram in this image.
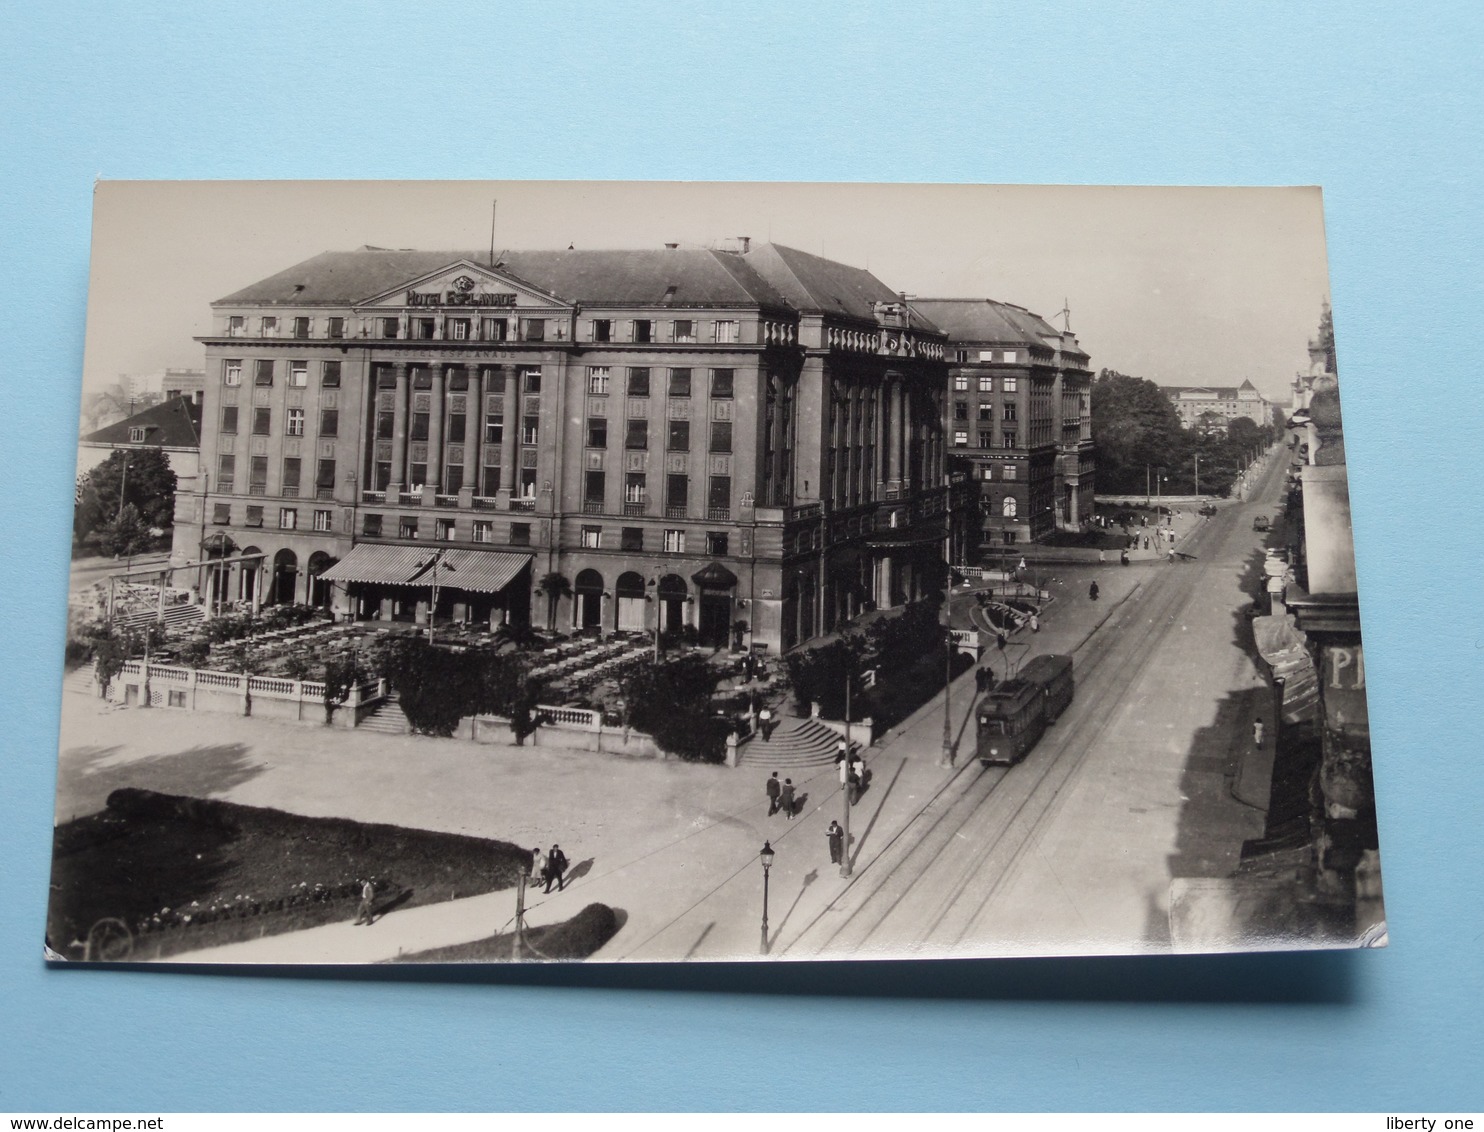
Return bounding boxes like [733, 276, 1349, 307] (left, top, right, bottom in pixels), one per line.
[975, 653, 1075, 765]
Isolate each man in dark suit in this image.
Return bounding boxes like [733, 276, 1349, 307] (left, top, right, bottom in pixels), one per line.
[545, 844, 569, 893]
[766, 772, 782, 816]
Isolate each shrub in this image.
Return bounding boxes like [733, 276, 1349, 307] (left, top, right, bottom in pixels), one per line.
[528, 903, 620, 960]
[620, 655, 730, 762]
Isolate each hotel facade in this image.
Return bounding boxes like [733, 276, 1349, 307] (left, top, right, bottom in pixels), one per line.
[176, 242, 972, 653]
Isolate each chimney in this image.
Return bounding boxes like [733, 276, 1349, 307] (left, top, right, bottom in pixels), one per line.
[664, 242, 679, 250]
[737, 236, 751, 253]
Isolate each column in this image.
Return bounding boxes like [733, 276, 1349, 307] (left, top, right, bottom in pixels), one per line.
[497, 368, 517, 506]
[464, 366, 483, 502]
[426, 363, 446, 494]
[388, 362, 409, 494]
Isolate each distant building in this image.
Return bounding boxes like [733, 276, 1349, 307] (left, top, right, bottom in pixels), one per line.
[910, 299, 1094, 551]
[77, 394, 202, 487]
[1161, 379, 1271, 430]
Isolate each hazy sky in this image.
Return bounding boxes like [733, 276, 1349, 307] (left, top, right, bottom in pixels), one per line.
[82, 181, 1331, 402]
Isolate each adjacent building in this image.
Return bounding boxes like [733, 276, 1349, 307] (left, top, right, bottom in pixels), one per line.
[1162, 379, 1272, 431]
[77, 394, 202, 487]
[910, 299, 1093, 552]
[176, 242, 968, 653]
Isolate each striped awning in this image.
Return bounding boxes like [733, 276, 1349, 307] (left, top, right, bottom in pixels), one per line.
[319, 543, 531, 594]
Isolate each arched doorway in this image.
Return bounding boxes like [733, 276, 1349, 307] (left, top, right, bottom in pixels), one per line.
[307, 551, 336, 609]
[574, 568, 604, 631]
[270, 548, 298, 606]
[656, 574, 688, 633]
[692, 562, 737, 648]
[238, 546, 263, 610]
[615, 571, 647, 632]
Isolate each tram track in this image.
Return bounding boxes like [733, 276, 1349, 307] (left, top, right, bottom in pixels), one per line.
[780, 505, 1237, 958]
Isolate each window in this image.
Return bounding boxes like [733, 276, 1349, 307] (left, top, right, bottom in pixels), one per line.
[399, 517, 419, 539]
[592, 319, 611, 342]
[621, 527, 643, 551]
[292, 317, 310, 339]
[217, 454, 235, 492]
[480, 466, 501, 497]
[706, 531, 729, 556]
[584, 470, 606, 508]
[1002, 464, 1017, 479]
[447, 410, 465, 444]
[521, 417, 539, 445]
[282, 457, 301, 497]
[634, 319, 653, 343]
[1002, 431, 1017, 448]
[588, 366, 611, 395]
[252, 407, 271, 435]
[981, 465, 995, 481]
[627, 367, 650, 397]
[249, 455, 268, 495]
[1002, 376, 1018, 393]
[663, 529, 686, 553]
[260, 316, 278, 337]
[435, 518, 455, 540]
[666, 473, 689, 512]
[626, 419, 649, 449]
[413, 318, 435, 340]
[518, 468, 537, 498]
[319, 408, 338, 436]
[313, 509, 333, 532]
[953, 429, 969, 446]
[521, 318, 545, 342]
[1003, 350, 1018, 364]
[978, 432, 993, 449]
[473, 520, 493, 543]
[1002, 496, 1018, 518]
[445, 465, 463, 495]
[587, 418, 608, 448]
[978, 405, 994, 421]
[255, 359, 274, 386]
[316, 459, 336, 499]
[245, 505, 264, 528]
[363, 513, 383, 537]
[481, 317, 507, 341]
[624, 473, 646, 504]
[978, 349, 996, 362]
[674, 319, 696, 343]
[227, 316, 245, 337]
[446, 318, 470, 340]
[522, 368, 542, 394]
[286, 408, 305, 436]
[327, 317, 344, 339]
[952, 373, 969, 392]
[381, 317, 399, 338]
[715, 320, 739, 344]
[510, 522, 531, 546]
[485, 408, 504, 444]
[668, 368, 692, 397]
[411, 410, 429, 442]
[709, 420, 732, 453]
[279, 507, 298, 530]
[707, 475, 731, 516]
[710, 369, 734, 398]
[953, 402, 968, 420]
[223, 359, 242, 386]
[581, 525, 602, 548]
[978, 374, 993, 392]
[322, 360, 341, 387]
[212, 502, 231, 525]
[1003, 403, 1017, 421]
[377, 405, 394, 440]
[221, 406, 238, 434]
[667, 420, 690, 451]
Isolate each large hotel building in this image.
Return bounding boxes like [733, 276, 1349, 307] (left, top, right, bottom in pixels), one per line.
[177, 241, 974, 653]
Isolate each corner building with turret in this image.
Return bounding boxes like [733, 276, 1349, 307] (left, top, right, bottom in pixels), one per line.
[177, 241, 973, 653]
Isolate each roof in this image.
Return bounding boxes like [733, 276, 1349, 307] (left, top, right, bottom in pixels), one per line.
[318, 543, 532, 594]
[1163, 384, 1268, 401]
[738, 244, 933, 327]
[81, 395, 201, 448]
[907, 298, 1063, 347]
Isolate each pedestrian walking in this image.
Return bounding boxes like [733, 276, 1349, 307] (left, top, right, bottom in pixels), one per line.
[1143, 535, 1150, 550]
[758, 705, 775, 741]
[530, 847, 547, 886]
[1120, 549, 1129, 566]
[1029, 613, 1040, 632]
[1098, 549, 1105, 564]
[765, 771, 782, 816]
[1253, 718, 1265, 748]
[779, 778, 796, 819]
[544, 844, 569, 892]
[1167, 547, 1176, 563]
[827, 820, 844, 865]
[1089, 580, 1100, 601]
[354, 878, 376, 926]
[1017, 556, 1027, 574]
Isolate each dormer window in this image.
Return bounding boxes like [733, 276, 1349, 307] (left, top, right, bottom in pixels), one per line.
[128, 427, 146, 443]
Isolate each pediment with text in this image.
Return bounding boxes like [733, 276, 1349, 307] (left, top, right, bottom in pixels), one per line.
[357, 261, 571, 312]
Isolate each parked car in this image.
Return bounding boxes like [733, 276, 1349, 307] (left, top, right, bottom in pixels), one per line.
[1252, 515, 1271, 531]
[1199, 503, 1217, 516]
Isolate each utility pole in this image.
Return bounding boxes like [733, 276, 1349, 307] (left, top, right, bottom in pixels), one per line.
[840, 670, 853, 878]
[512, 868, 526, 961]
[1194, 453, 1201, 498]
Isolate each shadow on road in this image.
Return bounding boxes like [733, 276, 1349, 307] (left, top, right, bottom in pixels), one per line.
[55, 742, 264, 822]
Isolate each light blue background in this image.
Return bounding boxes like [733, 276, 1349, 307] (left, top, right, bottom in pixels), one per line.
[2, 1, 1479, 1112]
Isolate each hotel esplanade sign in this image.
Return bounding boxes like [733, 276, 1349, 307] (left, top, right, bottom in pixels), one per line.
[406, 274, 519, 308]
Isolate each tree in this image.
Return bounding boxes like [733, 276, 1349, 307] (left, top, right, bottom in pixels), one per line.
[96, 503, 153, 559]
[620, 655, 729, 762]
[535, 571, 571, 629]
[75, 448, 177, 544]
[1090, 370, 1188, 494]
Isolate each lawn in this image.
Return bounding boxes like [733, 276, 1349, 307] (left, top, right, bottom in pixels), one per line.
[48, 788, 531, 961]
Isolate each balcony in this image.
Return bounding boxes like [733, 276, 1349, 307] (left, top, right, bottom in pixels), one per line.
[623, 501, 647, 516]
[434, 494, 458, 508]
[511, 498, 536, 512]
[361, 490, 386, 504]
[582, 500, 605, 515]
[707, 507, 731, 521]
[397, 492, 421, 506]
[471, 496, 499, 510]
[665, 505, 688, 519]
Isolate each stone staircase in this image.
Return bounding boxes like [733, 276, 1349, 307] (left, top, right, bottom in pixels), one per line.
[63, 666, 100, 696]
[741, 716, 862, 769]
[356, 694, 410, 735]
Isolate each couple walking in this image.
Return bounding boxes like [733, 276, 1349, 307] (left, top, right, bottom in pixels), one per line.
[529, 844, 570, 893]
[765, 771, 799, 818]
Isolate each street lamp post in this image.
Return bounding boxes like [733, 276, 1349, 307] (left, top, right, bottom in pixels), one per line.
[412, 548, 455, 644]
[840, 669, 854, 878]
[939, 623, 955, 769]
[759, 840, 775, 955]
